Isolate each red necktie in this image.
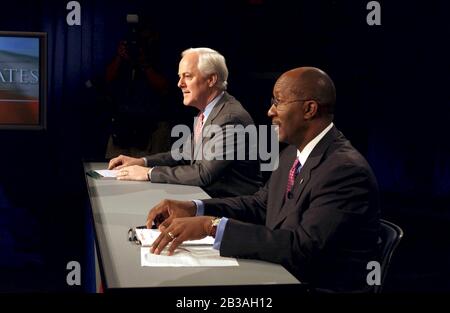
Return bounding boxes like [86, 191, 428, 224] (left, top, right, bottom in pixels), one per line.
[194, 112, 204, 143]
[285, 158, 301, 199]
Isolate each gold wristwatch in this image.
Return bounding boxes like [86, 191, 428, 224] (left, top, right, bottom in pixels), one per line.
[209, 217, 221, 238]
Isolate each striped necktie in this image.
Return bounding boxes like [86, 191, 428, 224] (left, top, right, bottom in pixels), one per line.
[285, 158, 301, 199]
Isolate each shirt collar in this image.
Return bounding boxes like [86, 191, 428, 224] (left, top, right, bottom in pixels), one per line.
[202, 91, 224, 121]
[297, 122, 334, 165]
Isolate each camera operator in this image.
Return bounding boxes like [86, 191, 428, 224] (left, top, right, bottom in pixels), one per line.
[104, 19, 171, 158]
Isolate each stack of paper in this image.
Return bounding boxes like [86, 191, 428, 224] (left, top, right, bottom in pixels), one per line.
[135, 229, 239, 267]
[94, 169, 118, 178]
[141, 246, 239, 267]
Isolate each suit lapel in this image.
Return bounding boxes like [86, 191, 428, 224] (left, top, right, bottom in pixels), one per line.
[265, 146, 296, 229]
[271, 126, 340, 228]
[202, 92, 228, 129]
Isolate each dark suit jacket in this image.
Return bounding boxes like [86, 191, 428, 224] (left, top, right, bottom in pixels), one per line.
[203, 126, 380, 292]
[145, 92, 263, 197]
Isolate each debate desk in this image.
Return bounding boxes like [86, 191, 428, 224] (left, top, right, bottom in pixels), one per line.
[84, 162, 300, 291]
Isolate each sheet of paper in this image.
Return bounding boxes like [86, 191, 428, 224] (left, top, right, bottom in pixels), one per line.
[141, 246, 239, 267]
[135, 228, 215, 247]
[94, 169, 118, 178]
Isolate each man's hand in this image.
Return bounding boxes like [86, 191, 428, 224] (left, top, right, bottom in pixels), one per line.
[108, 154, 145, 170]
[116, 165, 150, 181]
[151, 216, 213, 255]
[146, 199, 197, 229]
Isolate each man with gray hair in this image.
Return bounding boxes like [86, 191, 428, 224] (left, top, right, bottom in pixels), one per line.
[109, 47, 262, 197]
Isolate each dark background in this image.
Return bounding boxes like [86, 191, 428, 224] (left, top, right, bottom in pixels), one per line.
[0, 0, 449, 292]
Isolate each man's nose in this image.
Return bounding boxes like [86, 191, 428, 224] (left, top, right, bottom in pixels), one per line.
[268, 104, 276, 117]
[177, 77, 184, 88]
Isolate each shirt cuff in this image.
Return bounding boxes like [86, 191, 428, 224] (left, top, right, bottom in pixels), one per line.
[192, 200, 204, 216]
[147, 167, 155, 181]
[142, 157, 147, 167]
[213, 217, 228, 250]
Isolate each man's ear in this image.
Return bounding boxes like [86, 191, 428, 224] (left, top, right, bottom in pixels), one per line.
[303, 100, 318, 120]
[207, 73, 218, 88]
